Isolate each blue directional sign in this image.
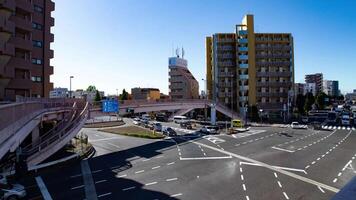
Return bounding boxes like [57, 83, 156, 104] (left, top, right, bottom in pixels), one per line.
[102, 100, 119, 113]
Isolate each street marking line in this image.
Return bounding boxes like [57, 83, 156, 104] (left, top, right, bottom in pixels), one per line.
[271, 146, 295, 153]
[70, 174, 82, 178]
[122, 186, 136, 191]
[167, 162, 175, 165]
[241, 174, 244, 181]
[278, 181, 282, 188]
[152, 166, 160, 170]
[95, 180, 107, 184]
[240, 162, 307, 174]
[81, 160, 98, 200]
[135, 170, 144, 174]
[92, 169, 102, 174]
[318, 186, 325, 193]
[242, 183, 246, 191]
[145, 182, 157, 186]
[246, 196, 250, 200]
[35, 176, 53, 200]
[98, 192, 111, 198]
[107, 142, 120, 149]
[142, 159, 151, 162]
[180, 156, 232, 160]
[116, 174, 127, 178]
[71, 185, 84, 190]
[274, 172, 278, 178]
[89, 137, 120, 142]
[283, 192, 290, 199]
[170, 193, 183, 197]
[333, 178, 337, 183]
[189, 140, 337, 193]
[166, 178, 178, 182]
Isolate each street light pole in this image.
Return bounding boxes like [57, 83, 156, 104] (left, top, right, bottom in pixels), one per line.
[202, 78, 208, 122]
[69, 76, 74, 98]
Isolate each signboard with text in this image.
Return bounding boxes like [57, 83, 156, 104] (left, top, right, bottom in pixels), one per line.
[102, 100, 119, 113]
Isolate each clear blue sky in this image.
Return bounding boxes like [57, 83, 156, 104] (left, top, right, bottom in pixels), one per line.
[51, 0, 356, 95]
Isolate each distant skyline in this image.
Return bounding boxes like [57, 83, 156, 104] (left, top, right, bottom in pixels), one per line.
[51, 0, 356, 95]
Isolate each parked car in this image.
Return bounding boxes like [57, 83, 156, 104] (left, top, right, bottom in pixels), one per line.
[200, 126, 218, 134]
[180, 122, 192, 130]
[291, 122, 307, 129]
[153, 122, 162, 132]
[163, 127, 177, 136]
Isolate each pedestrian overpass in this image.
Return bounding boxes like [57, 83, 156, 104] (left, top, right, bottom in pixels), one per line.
[0, 98, 88, 169]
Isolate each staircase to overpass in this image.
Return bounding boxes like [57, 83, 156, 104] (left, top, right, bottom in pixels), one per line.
[0, 98, 88, 169]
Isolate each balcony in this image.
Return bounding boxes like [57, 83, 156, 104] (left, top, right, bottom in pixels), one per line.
[15, 0, 33, 13]
[258, 102, 284, 110]
[7, 78, 32, 89]
[239, 63, 248, 69]
[48, 49, 54, 59]
[9, 15, 32, 31]
[9, 37, 33, 51]
[48, 66, 53, 75]
[49, 33, 54, 42]
[0, 16, 15, 33]
[256, 81, 292, 87]
[219, 82, 233, 87]
[238, 55, 248, 60]
[218, 62, 234, 67]
[218, 72, 234, 78]
[256, 92, 288, 97]
[238, 47, 248, 52]
[238, 38, 248, 43]
[256, 61, 291, 67]
[256, 72, 291, 77]
[8, 57, 31, 69]
[0, 0, 16, 11]
[0, 42, 15, 56]
[219, 92, 232, 98]
[239, 85, 249, 91]
[239, 74, 249, 80]
[256, 54, 291, 59]
[239, 96, 248, 102]
[218, 38, 235, 43]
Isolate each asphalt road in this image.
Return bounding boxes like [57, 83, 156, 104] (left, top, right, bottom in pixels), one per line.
[26, 119, 356, 200]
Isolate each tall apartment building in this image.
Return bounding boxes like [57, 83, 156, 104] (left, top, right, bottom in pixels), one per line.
[206, 14, 294, 114]
[323, 80, 339, 96]
[305, 73, 323, 94]
[0, 0, 54, 101]
[168, 50, 199, 100]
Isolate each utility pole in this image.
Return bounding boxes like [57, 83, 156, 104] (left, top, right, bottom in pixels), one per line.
[69, 76, 74, 98]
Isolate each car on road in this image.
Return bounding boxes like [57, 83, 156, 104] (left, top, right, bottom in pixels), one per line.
[173, 116, 188, 124]
[200, 126, 218, 134]
[291, 122, 307, 129]
[153, 122, 162, 132]
[180, 122, 193, 130]
[0, 176, 26, 200]
[163, 127, 177, 136]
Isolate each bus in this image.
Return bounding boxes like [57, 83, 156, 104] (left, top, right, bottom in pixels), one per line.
[173, 116, 188, 124]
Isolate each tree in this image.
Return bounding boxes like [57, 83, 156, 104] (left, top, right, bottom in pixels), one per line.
[304, 92, 315, 113]
[119, 89, 129, 100]
[315, 92, 327, 109]
[295, 94, 306, 114]
[94, 90, 101, 102]
[86, 85, 97, 92]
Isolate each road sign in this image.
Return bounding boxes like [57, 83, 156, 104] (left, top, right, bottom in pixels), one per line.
[102, 100, 119, 113]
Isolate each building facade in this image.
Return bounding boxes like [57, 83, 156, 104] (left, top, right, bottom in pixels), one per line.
[49, 87, 68, 98]
[72, 89, 104, 102]
[305, 73, 323, 94]
[0, 0, 55, 101]
[206, 14, 294, 114]
[168, 52, 199, 100]
[323, 80, 339, 96]
[131, 87, 160, 100]
[294, 83, 305, 96]
[304, 83, 316, 96]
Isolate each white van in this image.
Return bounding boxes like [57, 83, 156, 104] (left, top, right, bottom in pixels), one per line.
[173, 116, 188, 124]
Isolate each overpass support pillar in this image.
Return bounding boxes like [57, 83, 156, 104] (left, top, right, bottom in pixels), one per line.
[31, 126, 40, 143]
[211, 104, 216, 125]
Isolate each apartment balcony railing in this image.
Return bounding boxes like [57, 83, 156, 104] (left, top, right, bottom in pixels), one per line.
[238, 47, 248, 52]
[256, 92, 288, 97]
[256, 81, 292, 87]
[255, 45, 291, 51]
[219, 82, 234, 88]
[9, 15, 32, 31]
[238, 55, 248, 60]
[218, 72, 234, 78]
[218, 38, 235, 43]
[48, 49, 54, 59]
[239, 85, 249, 91]
[219, 92, 232, 98]
[256, 71, 292, 77]
[0, 0, 16, 11]
[0, 15, 15, 33]
[9, 37, 32, 51]
[217, 62, 235, 67]
[50, 33, 54, 43]
[8, 57, 31, 69]
[0, 42, 15, 56]
[239, 96, 248, 102]
[217, 46, 234, 51]
[256, 54, 291, 59]
[15, 0, 33, 13]
[238, 38, 248, 43]
[7, 78, 32, 89]
[239, 74, 249, 80]
[257, 102, 284, 109]
[256, 61, 291, 67]
[238, 30, 248, 35]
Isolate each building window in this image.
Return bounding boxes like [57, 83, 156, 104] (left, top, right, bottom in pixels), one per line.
[31, 76, 42, 83]
[34, 5, 43, 13]
[32, 58, 43, 65]
[32, 40, 43, 48]
[32, 22, 43, 30]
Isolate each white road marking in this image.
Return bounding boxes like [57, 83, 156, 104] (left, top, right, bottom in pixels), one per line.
[98, 192, 111, 198]
[71, 185, 84, 190]
[240, 162, 307, 174]
[167, 162, 175, 165]
[278, 181, 282, 188]
[242, 183, 246, 191]
[240, 167, 243, 173]
[246, 196, 250, 200]
[166, 178, 178, 182]
[135, 170, 144, 174]
[156, 155, 164, 158]
[318, 186, 325, 193]
[241, 174, 244, 181]
[152, 166, 160, 170]
[107, 142, 120, 149]
[70, 174, 82, 178]
[95, 180, 107, 184]
[170, 193, 183, 197]
[35, 176, 53, 200]
[203, 153, 207, 156]
[180, 156, 232, 160]
[142, 159, 151, 162]
[274, 172, 278, 178]
[305, 165, 310, 169]
[283, 192, 290, 199]
[338, 172, 342, 177]
[145, 182, 157, 186]
[122, 186, 136, 191]
[89, 137, 120, 142]
[333, 178, 337, 183]
[271, 146, 295, 153]
[116, 174, 127, 178]
[92, 170, 102, 174]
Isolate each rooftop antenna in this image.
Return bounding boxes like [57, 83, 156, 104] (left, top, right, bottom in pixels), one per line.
[182, 47, 185, 59]
[176, 47, 180, 58]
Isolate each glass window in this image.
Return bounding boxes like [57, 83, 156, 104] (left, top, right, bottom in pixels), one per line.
[34, 5, 43, 13]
